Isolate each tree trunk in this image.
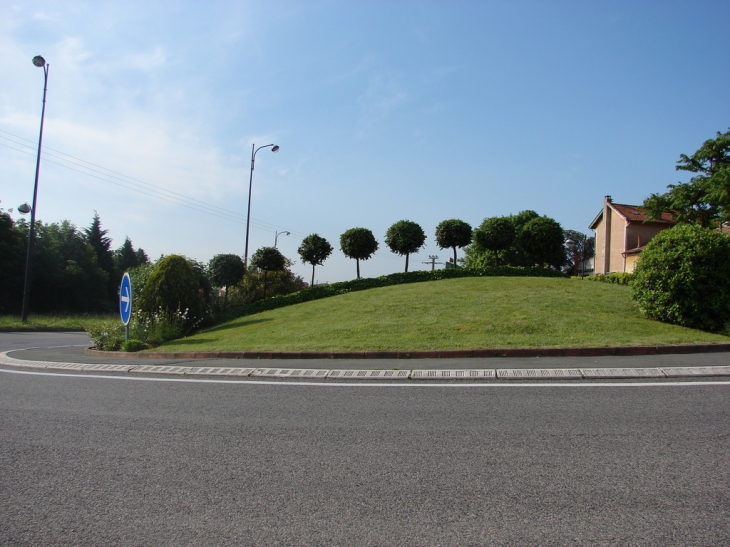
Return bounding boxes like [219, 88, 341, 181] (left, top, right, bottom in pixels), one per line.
[405, 254, 409, 272]
[453, 247, 457, 266]
[263, 271, 267, 299]
[311, 264, 316, 287]
[356, 259, 360, 279]
[224, 285, 228, 309]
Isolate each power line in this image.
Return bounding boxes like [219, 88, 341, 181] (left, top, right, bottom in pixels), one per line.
[0, 129, 308, 237]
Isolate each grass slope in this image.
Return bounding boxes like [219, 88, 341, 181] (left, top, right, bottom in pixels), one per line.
[0, 314, 115, 331]
[156, 277, 729, 352]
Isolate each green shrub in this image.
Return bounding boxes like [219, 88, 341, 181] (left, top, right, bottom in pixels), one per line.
[130, 307, 202, 345]
[631, 224, 730, 331]
[137, 254, 204, 320]
[86, 321, 125, 351]
[581, 272, 634, 285]
[121, 339, 148, 352]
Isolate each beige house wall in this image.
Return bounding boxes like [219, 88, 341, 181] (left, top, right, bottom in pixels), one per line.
[625, 223, 667, 251]
[625, 254, 640, 273]
[609, 215, 626, 272]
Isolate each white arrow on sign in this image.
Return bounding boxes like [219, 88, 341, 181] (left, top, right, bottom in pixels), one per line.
[121, 286, 130, 312]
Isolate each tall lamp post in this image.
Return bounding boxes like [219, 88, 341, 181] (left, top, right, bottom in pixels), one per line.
[21, 55, 49, 323]
[274, 230, 290, 248]
[244, 143, 279, 270]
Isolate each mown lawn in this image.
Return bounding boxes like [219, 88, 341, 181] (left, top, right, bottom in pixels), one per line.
[0, 314, 115, 331]
[155, 277, 730, 352]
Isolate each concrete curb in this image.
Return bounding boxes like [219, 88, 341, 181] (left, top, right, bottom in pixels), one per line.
[83, 343, 730, 360]
[4, 351, 730, 381]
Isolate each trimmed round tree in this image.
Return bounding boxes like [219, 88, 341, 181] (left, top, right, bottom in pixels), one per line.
[250, 246, 286, 298]
[474, 217, 515, 266]
[298, 234, 333, 287]
[435, 219, 472, 265]
[208, 254, 245, 309]
[631, 224, 730, 331]
[519, 217, 566, 268]
[138, 254, 204, 319]
[385, 220, 426, 272]
[340, 228, 379, 279]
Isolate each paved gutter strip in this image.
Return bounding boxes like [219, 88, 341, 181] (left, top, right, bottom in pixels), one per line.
[580, 367, 667, 379]
[660, 366, 730, 377]
[3, 351, 730, 380]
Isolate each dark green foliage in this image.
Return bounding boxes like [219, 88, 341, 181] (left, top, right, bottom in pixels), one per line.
[0, 210, 26, 313]
[298, 234, 333, 286]
[27, 220, 109, 313]
[435, 219, 473, 265]
[340, 227, 379, 279]
[385, 220, 426, 272]
[643, 129, 730, 227]
[137, 254, 204, 319]
[631, 224, 730, 331]
[474, 217, 515, 266]
[208, 254, 245, 308]
[250, 247, 287, 298]
[213, 265, 567, 326]
[464, 210, 566, 269]
[519, 217, 566, 268]
[114, 236, 148, 273]
[84, 213, 118, 306]
[128, 263, 155, 302]
[581, 272, 633, 285]
[121, 339, 148, 352]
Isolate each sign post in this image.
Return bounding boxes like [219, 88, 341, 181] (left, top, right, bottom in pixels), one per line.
[119, 272, 133, 340]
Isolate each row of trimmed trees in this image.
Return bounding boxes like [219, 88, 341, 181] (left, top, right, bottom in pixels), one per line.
[294, 213, 583, 283]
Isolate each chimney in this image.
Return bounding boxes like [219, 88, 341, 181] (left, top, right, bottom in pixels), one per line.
[605, 195, 612, 203]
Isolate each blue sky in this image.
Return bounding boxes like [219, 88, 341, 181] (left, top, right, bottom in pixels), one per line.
[2, 1, 729, 283]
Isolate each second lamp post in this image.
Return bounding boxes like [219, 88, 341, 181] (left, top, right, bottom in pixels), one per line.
[244, 143, 279, 271]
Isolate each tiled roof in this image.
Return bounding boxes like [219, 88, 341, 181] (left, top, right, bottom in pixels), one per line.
[610, 203, 676, 224]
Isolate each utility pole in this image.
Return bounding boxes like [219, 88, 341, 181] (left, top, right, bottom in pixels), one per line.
[422, 255, 443, 271]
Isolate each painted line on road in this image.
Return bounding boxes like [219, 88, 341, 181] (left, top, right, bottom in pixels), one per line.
[3, 367, 730, 388]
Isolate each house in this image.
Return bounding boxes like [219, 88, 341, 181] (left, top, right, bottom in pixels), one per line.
[589, 196, 676, 274]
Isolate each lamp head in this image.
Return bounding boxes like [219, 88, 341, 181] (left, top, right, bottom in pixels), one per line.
[271, 145, 280, 153]
[18, 203, 31, 215]
[565, 238, 576, 248]
[32, 56, 46, 68]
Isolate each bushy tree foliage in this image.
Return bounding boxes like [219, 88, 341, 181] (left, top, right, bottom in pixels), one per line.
[298, 234, 333, 286]
[84, 212, 117, 306]
[340, 228, 379, 279]
[250, 246, 287, 298]
[474, 217, 515, 266]
[631, 224, 730, 331]
[208, 254, 245, 308]
[0, 209, 26, 313]
[114, 236, 149, 273]
[643, 129, 730, 227]
[465, 210, 566, 269]
[138, 254, 204, 319]
[519, 217, 566, 267]
[435, 219, 472, 265]
[385, 220, 426, 272]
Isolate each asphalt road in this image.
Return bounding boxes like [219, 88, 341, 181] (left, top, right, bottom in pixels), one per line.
[2, 333, 729, 546]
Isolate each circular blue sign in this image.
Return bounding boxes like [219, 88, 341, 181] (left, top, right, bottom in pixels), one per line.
[119, 272, 133, 326]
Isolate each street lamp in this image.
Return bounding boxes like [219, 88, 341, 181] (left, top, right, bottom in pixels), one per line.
[21, 55, 49, 322]
[274, 230, 290, 248]
[244, 143, 279, 270]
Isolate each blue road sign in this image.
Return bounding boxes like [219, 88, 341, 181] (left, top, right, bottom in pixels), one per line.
[119, 272, 133, 326]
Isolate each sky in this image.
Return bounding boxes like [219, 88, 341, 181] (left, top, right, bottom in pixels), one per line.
[1, 0, 729, 284]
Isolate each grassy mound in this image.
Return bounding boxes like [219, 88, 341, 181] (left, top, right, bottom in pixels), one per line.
[154, 277, 729, 352]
